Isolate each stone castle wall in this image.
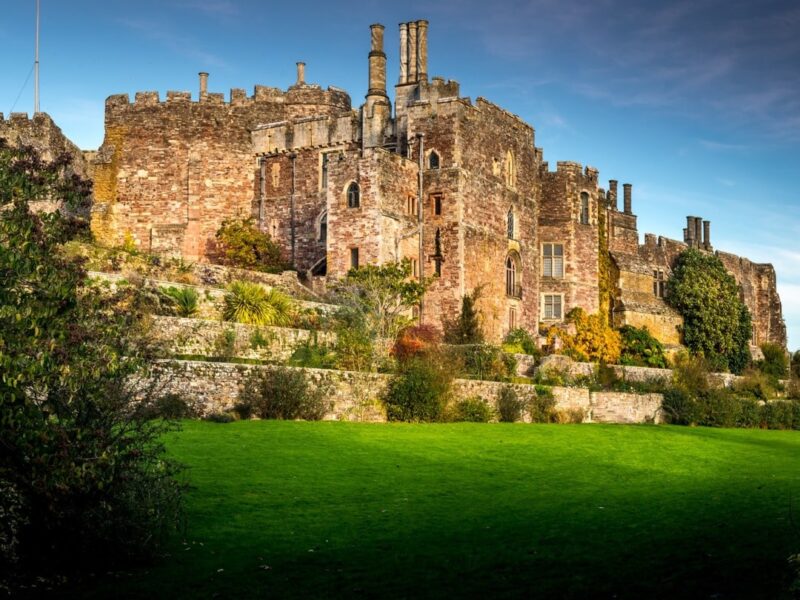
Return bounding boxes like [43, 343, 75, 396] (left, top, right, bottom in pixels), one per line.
[154, 359, 663, 423]
[90, 83, 351, 261]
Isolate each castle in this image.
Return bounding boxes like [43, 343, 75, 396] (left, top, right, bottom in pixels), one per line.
[5, 20, 784, 349]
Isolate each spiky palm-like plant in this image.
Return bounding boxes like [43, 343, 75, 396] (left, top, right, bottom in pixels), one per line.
[161, 286, 199, 317]
[223, 281, 294, 326]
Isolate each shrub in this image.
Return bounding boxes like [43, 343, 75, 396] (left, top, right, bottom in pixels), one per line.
[139, 394, 199, 420]
[497, 386, 525, 423]
[666, 248, 752, 373]
[619, 325, 667, 368]
[661, 388, 699, 426]
[203, 412, 237, 423]
[528, 387, 558, 423]
[1, 141, 183, 584]
[554, 408, 585, 424]
[237, 368, 330, 420]
[449, 344, 516, 382]
[757, 343, 788, 383]
[384, 359, 452, 422]
[223, 281, 294, 326]
[213, 327, 239, 359]
[449, 397, 494, 423]
[502, 328, 539, 357]
[288, 341, 337, 369]
[760, 401, 794, 430]
[733, 369, 778, 401]
[546, 308, 621, 364]
[215, 218, 285, 272]
[443, 288, 484, 344]
[392, 324, 442, 363]
[161, 285, 199, 317]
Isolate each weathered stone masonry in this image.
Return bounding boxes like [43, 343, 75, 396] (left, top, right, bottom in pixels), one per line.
[83, 18, 785, 349]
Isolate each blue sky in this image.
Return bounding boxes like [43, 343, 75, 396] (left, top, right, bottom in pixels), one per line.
[3, 0, 799, 348]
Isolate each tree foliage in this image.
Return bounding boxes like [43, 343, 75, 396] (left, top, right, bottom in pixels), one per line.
[666, 249, 752, 373]
[0, 141, 182, 585]
[443, 287, 484, 345]
[223, 280, 294, 326]
[547, 308, 621, 364]
[330, 260, 429, 371]
[215, 218, 285, 273]
[619, 325, 668, 368]
[757, 342, 788, 383]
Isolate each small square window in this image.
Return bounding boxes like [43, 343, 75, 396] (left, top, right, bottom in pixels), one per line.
[542, 294, 563, 320]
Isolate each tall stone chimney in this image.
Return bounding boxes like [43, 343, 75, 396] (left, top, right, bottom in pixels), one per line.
[694, 217, 703, 248]
[399, 23, 408, 84]
[417, 20, 428, 81]
[296, 62, 306, 85]
[703, 220, 711, 250]
[608, 180, 618, 211]
[685, 216, 695, 245]
[623, 183, 632, 214]
[367, 25, 387, 99]
[408, 22, 418, 83]
[199, 72, 208, 99]
[363, 24, 391, 149]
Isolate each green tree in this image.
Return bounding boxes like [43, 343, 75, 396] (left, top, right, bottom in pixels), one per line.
[444, 287, 484, 344]
[215, 217, 285, 272]
[619, 325, 668, 368]
[757, 342, 788, 383]
[666, 249, 752, 373]
[0, 141, 182, 586]
[331, 259, 428, 351]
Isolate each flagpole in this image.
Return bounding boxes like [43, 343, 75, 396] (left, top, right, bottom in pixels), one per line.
[34, 0, 40, 113]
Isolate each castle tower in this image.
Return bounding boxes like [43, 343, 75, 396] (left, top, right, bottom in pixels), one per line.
[362, 23, 392, 148]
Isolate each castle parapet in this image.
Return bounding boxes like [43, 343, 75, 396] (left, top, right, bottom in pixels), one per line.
[252, 113, 358, 154]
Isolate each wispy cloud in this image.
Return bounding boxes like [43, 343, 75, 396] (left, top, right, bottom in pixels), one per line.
[175, 1, 240, 17]
[699, 139, 749, 152]
[119, 17, 229, 69]
[715, 177, 736, 188]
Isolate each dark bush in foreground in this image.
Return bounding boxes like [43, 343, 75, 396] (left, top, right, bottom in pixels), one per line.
[528, 388, 558, 423]
[383, 360, 452, 422]
[497, 387, 525, 422]
[449, 397, 494, 422]
[237, 368, 331, 420]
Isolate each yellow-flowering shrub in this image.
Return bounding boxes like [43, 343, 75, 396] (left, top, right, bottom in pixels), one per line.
[547, 308, 621, 364]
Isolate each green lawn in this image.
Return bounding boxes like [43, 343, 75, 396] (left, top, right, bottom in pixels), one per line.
[77, 422, 800, 599]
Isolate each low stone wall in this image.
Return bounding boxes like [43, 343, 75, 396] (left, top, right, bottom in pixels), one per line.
[88, 271, 337, 319]
[536, 354, 742, 387]
[154, 360, 662, 424]
[150, 316, 335, 362]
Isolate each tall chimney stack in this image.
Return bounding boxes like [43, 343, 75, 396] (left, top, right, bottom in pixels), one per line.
[417, 20, 428, 81]
[685, 216, 694, 245]
[694, 217, 702, 247]
[703, 220, 711, 250]
[199, 72, 208, 99]
[407, 21, 418, 83]
[399, 23, 408, 84]
[608, 180, 618, 211]
[367, 24, 387, 98]
[296, 62, 306, 85]
[623, 183, 632, 214]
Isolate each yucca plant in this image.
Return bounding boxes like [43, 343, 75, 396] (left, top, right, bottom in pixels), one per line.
[223, 280, 294, 326]
[161, 285, 199, 317]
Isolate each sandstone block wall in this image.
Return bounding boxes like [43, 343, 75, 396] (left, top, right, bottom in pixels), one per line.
[149, 316, 336, 362]
[153, 360, 663, 423]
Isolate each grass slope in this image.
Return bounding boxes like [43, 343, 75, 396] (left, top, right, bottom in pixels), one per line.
[80, 422, 800, 599]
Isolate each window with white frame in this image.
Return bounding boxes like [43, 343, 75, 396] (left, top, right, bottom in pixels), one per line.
[542, 243, 564, 278]
[542, 294, 563, 320]
[653, 269, 665, 298]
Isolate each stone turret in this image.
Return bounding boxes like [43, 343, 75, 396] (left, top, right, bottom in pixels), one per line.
[363, 23, 392, 148]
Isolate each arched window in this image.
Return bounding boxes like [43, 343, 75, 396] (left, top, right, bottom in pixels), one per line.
[507, 208, 515, 239]
[317, 210, 327, 243]
[580, 192, 590, 225]
[346, 182, 360, 209]
[505, 150, 516, 188]
[428, 151, 440, 170]
[505, 256, 517, 297]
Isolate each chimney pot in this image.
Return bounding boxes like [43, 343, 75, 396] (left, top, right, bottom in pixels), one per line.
[199, 72, 209, 98]
[623, 183, 632, 214]
[608, 180, 618, 210]
[296, 62, 306, 85]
